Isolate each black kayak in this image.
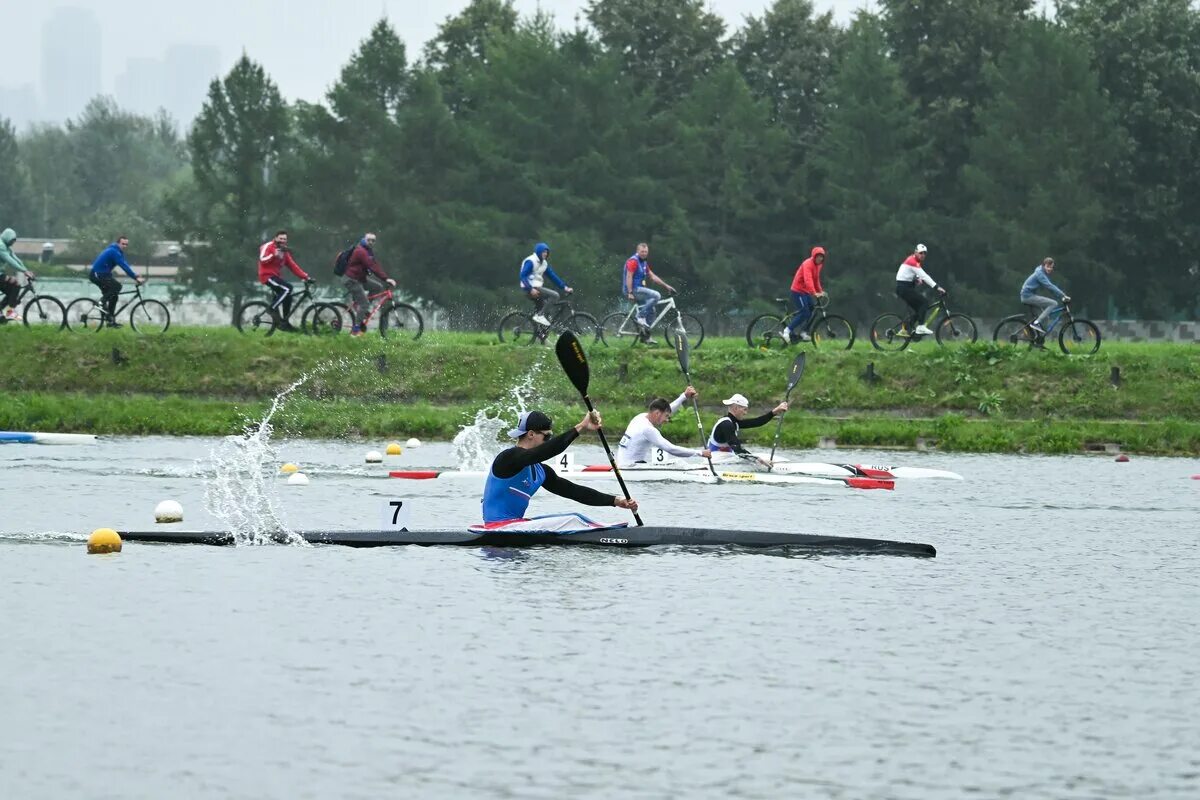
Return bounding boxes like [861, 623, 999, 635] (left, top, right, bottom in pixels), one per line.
[117, 527, 936, 558]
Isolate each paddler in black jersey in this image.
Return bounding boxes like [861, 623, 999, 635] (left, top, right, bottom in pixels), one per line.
[706, 393, 788, 468]
[481, 410, 640, 524]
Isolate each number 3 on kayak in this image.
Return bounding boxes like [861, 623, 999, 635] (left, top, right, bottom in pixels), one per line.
[380, 500, 412, 531]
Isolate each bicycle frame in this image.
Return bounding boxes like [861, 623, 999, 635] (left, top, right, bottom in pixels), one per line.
[616, 295, 678, 333]
[101, 285, 147, 320]
[780, 295, 830, 333]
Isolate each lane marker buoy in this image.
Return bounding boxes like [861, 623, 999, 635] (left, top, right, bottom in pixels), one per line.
[88, 528, 122, 554]
[386, 442, 403, 456]
[365, 450, 383, 463]
[287, 472, 310, 486]
[154, 500, 183, 523]
[1115, 454, 1130, 463]
[405, 438, 422, 449]
[281, 463, 299, 474]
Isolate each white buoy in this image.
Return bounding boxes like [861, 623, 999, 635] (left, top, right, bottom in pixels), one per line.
[405, 438, 422, 449]
[365, 450, 383, 463]
[287, 472, 310, 486]
[154, 500, 184, 523]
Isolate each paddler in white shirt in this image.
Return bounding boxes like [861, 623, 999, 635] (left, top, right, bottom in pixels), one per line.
[616, 386, 713, 467]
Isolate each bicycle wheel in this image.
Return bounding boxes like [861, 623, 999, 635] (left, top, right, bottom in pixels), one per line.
[600, 312, 636, 346]
[936, 313, 978, 345]
[564, 312, 601, 341]
[130, 300, 170, 334]
[993, 315, 1035, 347]
[746, 314, 785, 349]
[869, 313, 910, 351]
[379, 302, 424, 340]
[497, 310, 537, 343]
[1059, 319, 1101, 355]
[308, 302, 345, 335]
[662, 312, 704, 348]
[65, 298, 102, 332]
[236, 301, 277, 336]
[812, 314, 855, 350]
[22, 295, 66, 329]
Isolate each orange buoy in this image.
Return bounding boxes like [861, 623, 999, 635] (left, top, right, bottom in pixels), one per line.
[1115, 454, 1130, 463]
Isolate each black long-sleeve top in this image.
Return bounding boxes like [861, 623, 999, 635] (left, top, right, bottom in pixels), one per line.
[491, 428, 617, 507]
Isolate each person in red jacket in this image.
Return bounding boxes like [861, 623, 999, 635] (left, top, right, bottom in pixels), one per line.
[782, 246, 826, 344]
[343, 232, 396, 336]
[258, 230, 310, 332]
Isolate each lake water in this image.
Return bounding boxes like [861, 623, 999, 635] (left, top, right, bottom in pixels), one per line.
[2, 435, 1198, 799]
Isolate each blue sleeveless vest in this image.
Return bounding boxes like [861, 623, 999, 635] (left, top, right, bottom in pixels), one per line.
[482, 462, 546, 522]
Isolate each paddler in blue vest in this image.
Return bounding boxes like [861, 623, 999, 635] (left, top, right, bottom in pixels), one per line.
[482, 410, 640, 523]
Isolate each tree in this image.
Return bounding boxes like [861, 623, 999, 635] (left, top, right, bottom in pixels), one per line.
[586, 0, 727, 106]
[69, 204, 163, 271]
[16, 125, 84, 234]
[0, 118, 30, 228]
[959, 21, 1120, 315]
[168, 56, 291, 314]
[808, 13, 931, 318]
[424, 0, 519, 113]
[1059, 0, 1200, 316]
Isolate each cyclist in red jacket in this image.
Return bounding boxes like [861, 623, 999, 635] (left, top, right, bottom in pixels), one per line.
[257, 230, 310, 332]
[782, 246, 826, 344]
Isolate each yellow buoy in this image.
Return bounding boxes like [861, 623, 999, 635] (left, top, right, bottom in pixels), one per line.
[386, 442, 403, 456]
[87, 528, 122, 554]
[280, 463, 299, 474]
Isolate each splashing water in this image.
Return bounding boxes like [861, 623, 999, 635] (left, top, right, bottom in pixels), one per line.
[452, 355, 547, 471]
[204, 372, 316, 545]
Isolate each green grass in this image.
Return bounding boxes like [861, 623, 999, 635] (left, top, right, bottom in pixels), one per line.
[2, 327, 1198, 454]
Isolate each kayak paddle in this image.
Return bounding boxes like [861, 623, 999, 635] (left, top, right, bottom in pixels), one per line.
[673, 331, 719, 478]
[767, 352, 807, 469]
[555, 330, 644, 526]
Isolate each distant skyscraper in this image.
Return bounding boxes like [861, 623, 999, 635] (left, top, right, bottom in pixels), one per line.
[40, 6, 102, 123]
[115, 45, 220, 126]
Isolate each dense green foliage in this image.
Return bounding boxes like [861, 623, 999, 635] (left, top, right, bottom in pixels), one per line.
[4, 0, 1199, 322]
[2, 328, 1197, 453]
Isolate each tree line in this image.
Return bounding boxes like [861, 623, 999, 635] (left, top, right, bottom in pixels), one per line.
[2, 0, 1198, 324]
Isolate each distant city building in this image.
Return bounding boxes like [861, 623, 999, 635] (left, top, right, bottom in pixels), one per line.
[0, 84, 40, 129]
[115, 44, 221, 127]
[40, 6, 102, 123]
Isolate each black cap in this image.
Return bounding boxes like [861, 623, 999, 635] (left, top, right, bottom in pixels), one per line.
[508, 410, 554, 439]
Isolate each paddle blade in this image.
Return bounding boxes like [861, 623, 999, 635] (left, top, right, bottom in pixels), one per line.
[673, 331, 691, 376]
[786, 352, 807, 393]
[555, 331, 590, 397]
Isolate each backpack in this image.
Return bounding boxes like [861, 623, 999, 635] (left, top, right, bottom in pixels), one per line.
[333, 242, 357, 276]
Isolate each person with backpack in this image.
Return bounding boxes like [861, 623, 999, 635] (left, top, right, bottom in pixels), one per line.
[342, 232, 395, 336]
[258, 229, 310, 332]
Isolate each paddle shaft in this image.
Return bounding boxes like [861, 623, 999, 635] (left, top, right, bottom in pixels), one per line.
[678, 366, 719, 477]
[582, 394, 644, 526]
[768, 382, 802, 468]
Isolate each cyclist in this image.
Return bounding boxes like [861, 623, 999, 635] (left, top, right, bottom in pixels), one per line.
[895, 243, 944, 336]
[623, 242, 677, 343]
[520, 242, 572, 326]
[1020, 257, 1070, 340]
[707, 393, 789, 467]
[344, 232, 396, 337]
[90, 236, 144, 328]
[257, 229, 311, 333]
[782, 246, 827, 344]
[1, 228, 33, 321]
[617, 386, 713, 468]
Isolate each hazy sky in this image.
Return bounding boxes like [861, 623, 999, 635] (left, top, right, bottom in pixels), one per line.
[8, 0, 872, 103]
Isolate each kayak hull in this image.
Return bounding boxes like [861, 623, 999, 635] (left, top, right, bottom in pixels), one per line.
[117, 527, 935, 557]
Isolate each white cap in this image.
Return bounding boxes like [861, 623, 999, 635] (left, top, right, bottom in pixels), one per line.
[722, 394, 750, 407]
[915, 243, 928, 253]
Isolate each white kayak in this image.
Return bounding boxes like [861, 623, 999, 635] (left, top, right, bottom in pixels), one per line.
[390, 466, 896, 490]
[0, 431, 98, 445]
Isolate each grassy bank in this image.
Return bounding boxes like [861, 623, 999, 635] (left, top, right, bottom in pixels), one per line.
[3, 327, 1198, 454]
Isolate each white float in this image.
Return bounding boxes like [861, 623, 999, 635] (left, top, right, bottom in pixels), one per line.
[287, 472, 310, 486]
[365, 450, 383, 463]
[405, 438, 422, 449]
[154, 500, 184, 523]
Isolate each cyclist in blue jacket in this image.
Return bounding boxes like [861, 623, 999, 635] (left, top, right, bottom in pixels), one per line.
[90, 236, 144, 328]
[1020, 257, 1070, 339]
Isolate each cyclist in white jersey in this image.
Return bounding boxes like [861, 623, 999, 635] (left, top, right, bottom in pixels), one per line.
[617, 387, 712, 467]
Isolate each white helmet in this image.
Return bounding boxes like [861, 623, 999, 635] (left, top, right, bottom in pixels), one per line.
[915, 243, 928, 253]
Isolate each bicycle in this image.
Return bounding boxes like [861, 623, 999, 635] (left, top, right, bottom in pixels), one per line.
[870, 292, 977, 351]
[497, 294, 600, 344]
[66, 282, 170, 333]
[236, 279, 323, 336]
[745, 294, 856, 350]
[599, 292, 704, 348]
[309, 282, 423, 339]
[0, 278, 67, 329]
[992, 300, 1101, 355]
